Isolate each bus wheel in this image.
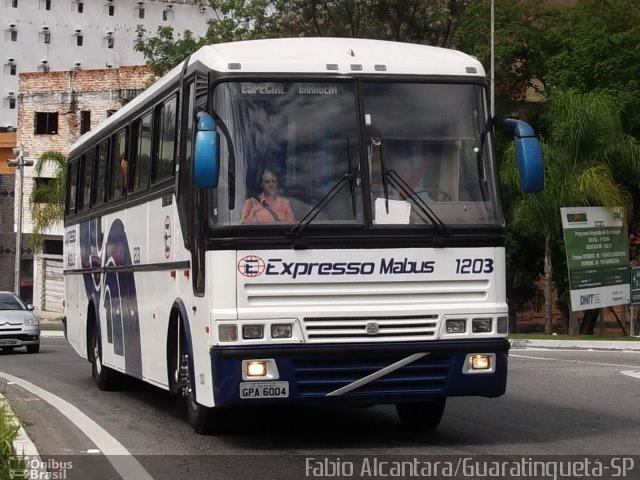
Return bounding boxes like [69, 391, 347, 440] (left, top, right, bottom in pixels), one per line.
[395, 398, 446, 430]
[91, 323, 120, 391]
[186, 394, 230, 435]
[181, 354, 230, 435]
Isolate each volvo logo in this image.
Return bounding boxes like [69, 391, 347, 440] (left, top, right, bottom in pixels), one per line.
[365, 322, 380, 336]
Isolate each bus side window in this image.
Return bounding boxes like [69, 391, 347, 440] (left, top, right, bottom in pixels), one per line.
[95, 140, 108, 206]
[66, 157, 79, 215]
[155, 94, 177, 182]
[110, 128, 128, 200]
[133, 112, 152, 192]
[80, 150, 93, 210]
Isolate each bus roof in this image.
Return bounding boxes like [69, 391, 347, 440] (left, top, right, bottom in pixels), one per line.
[70, 38, 484, 155]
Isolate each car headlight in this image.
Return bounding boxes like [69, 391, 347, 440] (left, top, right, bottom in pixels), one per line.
[24, 317, 39, 327]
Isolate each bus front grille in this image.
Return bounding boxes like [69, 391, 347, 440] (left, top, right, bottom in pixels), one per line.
[303, 315, 439, 343]
[293, 354, 450, 398]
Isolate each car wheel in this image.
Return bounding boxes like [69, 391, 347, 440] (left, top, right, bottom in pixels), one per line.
[396, 398, 446, 430]
[26, 344, 40, 354]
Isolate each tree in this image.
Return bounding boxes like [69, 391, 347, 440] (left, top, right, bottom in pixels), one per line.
[454, 0, 562, 111]
[502, 89, 640, 333]
[30, 151, 66, 248]
[136, 0, 477, 76]
[544, 0, 640, 138]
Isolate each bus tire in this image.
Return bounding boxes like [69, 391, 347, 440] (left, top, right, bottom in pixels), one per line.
[186, 395, 230, 435]
[90, 322, 120, 391]
[395, 398, 446, 430]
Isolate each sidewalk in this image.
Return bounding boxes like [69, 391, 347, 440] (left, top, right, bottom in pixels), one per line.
[510, 338, 640, 351]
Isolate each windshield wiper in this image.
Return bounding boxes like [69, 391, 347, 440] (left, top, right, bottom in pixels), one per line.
[287, 173, 354, 241]
[385, 170, 449, 237]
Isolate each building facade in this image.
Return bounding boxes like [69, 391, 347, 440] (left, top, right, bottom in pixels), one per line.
[1, 0, 210, 129]
[17, 65, 154, 314]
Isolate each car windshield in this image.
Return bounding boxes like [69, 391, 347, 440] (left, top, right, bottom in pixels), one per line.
[0, 293, 25, 310]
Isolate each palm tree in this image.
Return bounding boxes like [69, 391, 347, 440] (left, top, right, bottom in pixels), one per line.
[503, 89, 640, 334]
[30, 150, 67, 248]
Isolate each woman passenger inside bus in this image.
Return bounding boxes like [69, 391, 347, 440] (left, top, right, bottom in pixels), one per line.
[240, 168, 296, 223]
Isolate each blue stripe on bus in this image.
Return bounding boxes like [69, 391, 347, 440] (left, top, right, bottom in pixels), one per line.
[79, 218, 142, 378]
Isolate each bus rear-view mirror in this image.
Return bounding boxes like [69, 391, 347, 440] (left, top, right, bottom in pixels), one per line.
[194, 111, 220, 189]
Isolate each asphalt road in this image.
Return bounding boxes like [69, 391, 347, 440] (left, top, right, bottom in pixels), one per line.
[2, 339, 640, 479]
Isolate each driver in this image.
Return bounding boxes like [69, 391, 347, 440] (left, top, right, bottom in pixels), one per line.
[387, 157, 432, 201]
[240, 168, 296, 223]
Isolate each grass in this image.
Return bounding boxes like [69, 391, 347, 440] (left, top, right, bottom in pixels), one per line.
[0, 400, 21, 479]
[39, 322, 63, 331]
[510, 333, 640, 341]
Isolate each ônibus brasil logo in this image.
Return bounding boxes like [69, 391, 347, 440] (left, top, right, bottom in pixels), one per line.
[238, 255, 266, 277]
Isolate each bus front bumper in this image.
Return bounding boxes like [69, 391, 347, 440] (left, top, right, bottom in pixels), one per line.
[210, 339, 509, 407]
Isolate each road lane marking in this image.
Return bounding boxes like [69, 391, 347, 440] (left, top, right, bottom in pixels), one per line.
[511, 353, 640, 369]
[0, 371, 153, 480]
[621, 370, 640, 379]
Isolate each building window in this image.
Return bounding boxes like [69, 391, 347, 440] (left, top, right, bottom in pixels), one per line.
[138, 7, 144, 19]
[80, 111, 91, 134]
[10, 30, 17, 42]
[76, 35, 83, 46]
[163, 10, 168, 21]
[45, 0, 51, 10]
[43, 31, 51, 44]
[33, 178, 55, 203]
[10, 64, 16, 75]
[11, 0, 18, 7]
[108, 5, 114, 16]
[9, 98, 15, 109]
[107, 37, 114, 49]
[77, 2, 83, 13]
[34, 112, 58, 135]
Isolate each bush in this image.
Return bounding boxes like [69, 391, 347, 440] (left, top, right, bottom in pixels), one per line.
[0, 400, 20, 479]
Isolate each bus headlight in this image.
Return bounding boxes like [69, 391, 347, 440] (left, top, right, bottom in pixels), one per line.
[246, 361, 267, 377]
[472, 318, 492, 333]
[271, 324, 292, 339]
[462, 353, 496, 374]
[218, 324, 238, 342]
[241, 359, 279, 380]
[445, 319, 466, 334]
[242, 324, 264, 340]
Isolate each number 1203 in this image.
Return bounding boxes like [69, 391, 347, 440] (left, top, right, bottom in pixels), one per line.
[455, 258, 494, 274]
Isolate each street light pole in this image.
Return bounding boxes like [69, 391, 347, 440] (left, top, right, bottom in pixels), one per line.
[9, 146, 33, 297]
[490, 0, 495, 118]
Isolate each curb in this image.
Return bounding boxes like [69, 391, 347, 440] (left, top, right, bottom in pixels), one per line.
[41, 330, 65, 338]
[0, 393, 44, 475]
[510, 339, 640, 351]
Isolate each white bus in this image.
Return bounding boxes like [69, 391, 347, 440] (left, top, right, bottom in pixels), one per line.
[63, 37, 543, 434]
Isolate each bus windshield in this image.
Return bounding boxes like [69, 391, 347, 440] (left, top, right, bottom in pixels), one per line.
[209, 80, 502, 229]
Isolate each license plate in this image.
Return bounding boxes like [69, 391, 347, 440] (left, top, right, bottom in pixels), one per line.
[240, 381, 289, 399]
[0, 339, 19, 346]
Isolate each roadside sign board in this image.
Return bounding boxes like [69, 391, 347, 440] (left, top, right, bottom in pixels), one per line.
[561, 206, 629, 311]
